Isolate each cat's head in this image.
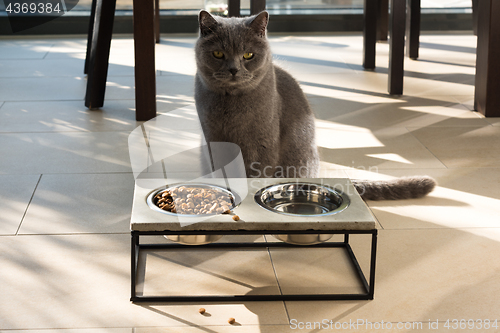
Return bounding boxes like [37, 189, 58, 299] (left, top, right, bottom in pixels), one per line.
[195, 10, 272, 93]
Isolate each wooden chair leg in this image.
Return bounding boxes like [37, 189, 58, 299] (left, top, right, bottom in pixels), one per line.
[250, 0, 266, 15]
[227, 0, 240, 17]
[363, 0, 378, 70]
[84, 0, 97, 74]
[84, 0, 117, 109]
[406, 0, 421, 60]
[472, 0, 478, 35]
[388, 0, 406, 95]
[376, 0, 388, 41]
[154, 0, 160, 43]
[474, 0, 500, 117]
[133, 0, 157, 121]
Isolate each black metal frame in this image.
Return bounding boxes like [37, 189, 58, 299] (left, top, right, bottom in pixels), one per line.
[131, 229, 377, 302]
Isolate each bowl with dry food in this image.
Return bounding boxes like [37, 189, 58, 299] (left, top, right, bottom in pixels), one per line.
[147, 183, 238, 245]
[254, 182, 350, 245]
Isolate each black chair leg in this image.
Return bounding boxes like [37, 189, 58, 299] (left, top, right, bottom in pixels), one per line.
[154, 0, 160, 43]
[376, 0, 388, 41]
[472, 0, 478, 35]
[84, 0, 97, 75]
[227, 0, 240, 17]
[474, 0, 500, 117]
[363, 0, 378, 70]
[406, 0, 421, 60]
[388, 0, 406, 95]
[250, 0, 266, 15]
[84, 0, 117, 109]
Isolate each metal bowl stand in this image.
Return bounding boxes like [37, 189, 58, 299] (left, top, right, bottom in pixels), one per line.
[130, 178, 378, 302]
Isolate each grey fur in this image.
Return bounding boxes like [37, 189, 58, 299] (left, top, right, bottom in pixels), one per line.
[194, 11, 436, 200]
[352, 176, 437, 201]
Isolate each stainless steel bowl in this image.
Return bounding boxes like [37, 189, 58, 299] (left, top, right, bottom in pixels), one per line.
[165, 234, 223, 245]
[147, 183, 237, 245]
[146, 183, 236, 217]
[255, 182, 350, 245]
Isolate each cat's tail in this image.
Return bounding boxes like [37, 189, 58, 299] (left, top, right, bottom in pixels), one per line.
[352, 176, 437, 201]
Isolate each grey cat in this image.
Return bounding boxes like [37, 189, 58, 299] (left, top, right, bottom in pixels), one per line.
[194, 10, 436, 200]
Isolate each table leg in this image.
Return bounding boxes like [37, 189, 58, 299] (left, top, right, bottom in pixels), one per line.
[474, 0, 500, 117]
[388, 0, 406, 95]
[132, 0, 157, 121]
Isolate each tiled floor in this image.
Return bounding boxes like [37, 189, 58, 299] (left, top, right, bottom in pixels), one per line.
[1, 31, 499, 332]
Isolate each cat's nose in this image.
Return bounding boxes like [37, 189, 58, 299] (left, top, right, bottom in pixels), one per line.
[229, 68, 238, 76]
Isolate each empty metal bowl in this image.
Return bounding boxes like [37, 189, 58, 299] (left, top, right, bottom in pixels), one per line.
[147, 183, 237, 245]
[254, 182, 350, 245]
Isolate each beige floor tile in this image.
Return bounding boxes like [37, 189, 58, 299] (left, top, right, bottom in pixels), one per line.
[0, 58, 133, 78]
[269, 246, 367, 295]
[42, 39, 89, 55]
[285, 228, 500, 324]
[316, 126, 446, 170]
[18, 173, 134, 234]
[103, 75, 195, 103]
[140, 248, 280, 297]
[273, 54, 354, 76]
[0, 100, 139, 133]
[150, 104, 202, 130]
[0, 77, 86, 101]
[408, 126, 500, 168]
[297, 72, 390, 97]
[0, 327, 134, 333]
[0, 174, 40, 235]
[0, 132, 132, 174]
[44, 51, 87, 60]
[135, 325, 293, 332]
[484, 117, 500, 126]
[0, 234, 288, 329]
[407, 74, 475, 97]
[312, 95, 487, 129]
[0, 40, 53, 59]
[452, 98, 500, 125]
[345, 168, 500, 229]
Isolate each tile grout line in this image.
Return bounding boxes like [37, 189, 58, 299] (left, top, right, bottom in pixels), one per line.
[405, 126, 449, 169]
[15, 174, 43, 236]
[264, 238, 291, 324]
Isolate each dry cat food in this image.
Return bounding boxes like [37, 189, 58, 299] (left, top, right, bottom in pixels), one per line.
[153, 186, 235, 215]
[198, 308, 206, 314]
[228, 318, 236, 325]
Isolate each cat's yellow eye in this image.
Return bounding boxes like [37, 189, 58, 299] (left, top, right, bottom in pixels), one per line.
[243, 52, 254, 60]
[213, 51, 224, 59]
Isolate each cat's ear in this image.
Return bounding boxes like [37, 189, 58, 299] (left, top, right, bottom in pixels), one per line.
[249, 11, 269, 38]
[199, 10, 218, 37]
